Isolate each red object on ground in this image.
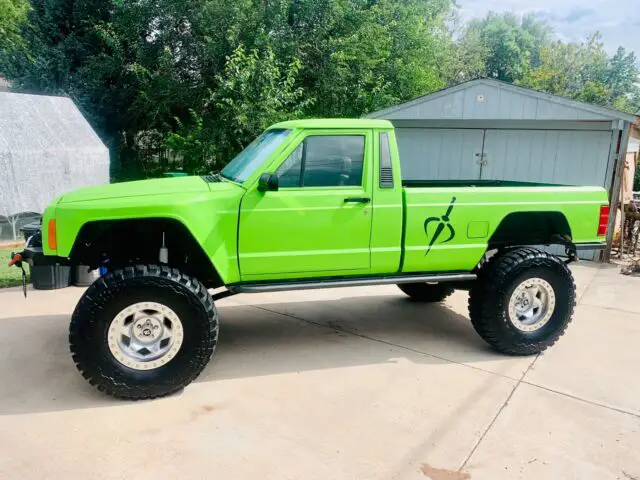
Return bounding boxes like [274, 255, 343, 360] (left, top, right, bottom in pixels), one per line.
[8, 253, 22, 267]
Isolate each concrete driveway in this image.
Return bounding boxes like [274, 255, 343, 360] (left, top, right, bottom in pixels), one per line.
[0, 263, 638, 480]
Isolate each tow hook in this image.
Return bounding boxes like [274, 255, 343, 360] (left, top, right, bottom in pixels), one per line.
[551, 234, 578, 265]
[8, 252, 28, 298]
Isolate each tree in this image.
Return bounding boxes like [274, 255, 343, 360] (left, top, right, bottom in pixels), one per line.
[308, 0, 451, 117]
[167, 46, 312, 173]
[607, 47, 640, 111]
[439, 20, 487, 85]
[162, 0, 456, 168]
[463, 12, 551, 83]
[0, 0, 29, 51]
[1, 0, 457, 178]
[519, 34, 640, 113]
[1, 0, 232, 178]
[2, 1, 639, 180]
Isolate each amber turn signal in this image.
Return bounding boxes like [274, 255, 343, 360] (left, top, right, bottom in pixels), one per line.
[48, 219, 57, 250]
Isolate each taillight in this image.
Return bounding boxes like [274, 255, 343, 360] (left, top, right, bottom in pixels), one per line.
[597, 205, 609, 237]
[48, 219, 57, 250]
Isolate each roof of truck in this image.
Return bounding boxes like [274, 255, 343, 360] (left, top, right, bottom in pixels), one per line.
[270, 118, 393, 130]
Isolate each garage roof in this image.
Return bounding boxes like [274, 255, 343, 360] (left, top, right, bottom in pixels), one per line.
[366, 79, 637, 123]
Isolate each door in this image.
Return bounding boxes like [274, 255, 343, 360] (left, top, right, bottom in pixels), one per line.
[238, 130, 374, 280]
[395, 128, 485, 181]
[481, 130, 613, 184]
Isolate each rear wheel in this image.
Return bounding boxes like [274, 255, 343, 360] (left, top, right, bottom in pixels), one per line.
[397, 283, 454, 302]
[69, 265, 218, 399]
[468, 247, 575, 355]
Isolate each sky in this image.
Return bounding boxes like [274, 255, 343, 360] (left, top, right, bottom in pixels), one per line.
[456, 0, 640, 60]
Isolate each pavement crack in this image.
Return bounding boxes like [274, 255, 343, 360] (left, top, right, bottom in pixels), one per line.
[459, 355, 538, 471]
[520, 380, 640, 419]
[576, 264, 602, 306]
[578, 302, 640, 316]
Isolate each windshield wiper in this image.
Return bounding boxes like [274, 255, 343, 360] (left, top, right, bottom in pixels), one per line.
[205, 171, 235, 183]
[219, 171, 236, 182]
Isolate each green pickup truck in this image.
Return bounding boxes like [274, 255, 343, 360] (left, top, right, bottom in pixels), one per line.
[18, 119, 610, 399]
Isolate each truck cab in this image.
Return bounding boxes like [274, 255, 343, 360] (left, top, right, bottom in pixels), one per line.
[228, 119, 403, 280]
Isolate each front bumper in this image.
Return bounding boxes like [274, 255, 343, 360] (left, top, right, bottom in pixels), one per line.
[15, 224, 64, 268]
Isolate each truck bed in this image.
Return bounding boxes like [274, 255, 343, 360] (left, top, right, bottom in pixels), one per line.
[399, 184, 608, 274]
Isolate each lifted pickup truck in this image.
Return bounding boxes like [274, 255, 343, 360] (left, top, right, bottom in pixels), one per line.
[15, 119, 609, 399]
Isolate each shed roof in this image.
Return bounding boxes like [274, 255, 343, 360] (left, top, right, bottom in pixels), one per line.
[0, 92, 107, 153]
[0, 92, 109, 218]
[366, 78, 637, 123]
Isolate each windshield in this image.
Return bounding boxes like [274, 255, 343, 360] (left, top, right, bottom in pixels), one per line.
[222, 129, 291, 183]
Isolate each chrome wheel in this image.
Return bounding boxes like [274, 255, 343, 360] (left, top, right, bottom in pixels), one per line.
[508, 277, 556, 332]
[108, 302, 183, 370]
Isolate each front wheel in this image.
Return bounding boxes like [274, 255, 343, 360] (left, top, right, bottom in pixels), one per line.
[468, 248, 576, 355]
[69, 265, 218, 399]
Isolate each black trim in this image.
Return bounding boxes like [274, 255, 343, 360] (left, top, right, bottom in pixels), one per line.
[403, 179, 566, 188]
[228, 272, 476, 294]
[398, 188, 408, 272]
[488, 211, 571, 248]
[574, 242, 606, 251]
[298, 140, 307, 187]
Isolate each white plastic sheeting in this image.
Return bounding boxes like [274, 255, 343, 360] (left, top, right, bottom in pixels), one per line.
[0, 92, 109, 218]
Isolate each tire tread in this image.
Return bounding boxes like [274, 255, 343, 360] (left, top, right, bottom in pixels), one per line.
[69, 264, 218, 400]
[468, 248, 576, 355]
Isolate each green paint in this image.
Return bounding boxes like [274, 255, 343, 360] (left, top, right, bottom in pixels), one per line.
[467, 221, 489, 239]
[44, 177, 246, 283]
[42, 119, 609, 286]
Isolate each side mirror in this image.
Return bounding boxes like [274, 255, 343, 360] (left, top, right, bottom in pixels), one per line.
[258, 173, 279, 192]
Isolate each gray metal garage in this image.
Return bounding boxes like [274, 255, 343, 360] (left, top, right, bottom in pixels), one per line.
[366, 78, 636, 259]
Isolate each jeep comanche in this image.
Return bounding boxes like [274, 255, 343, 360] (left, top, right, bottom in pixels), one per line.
[12, 119, 610, 399]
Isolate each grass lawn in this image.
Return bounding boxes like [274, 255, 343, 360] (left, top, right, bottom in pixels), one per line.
[0, 246, 30, 288]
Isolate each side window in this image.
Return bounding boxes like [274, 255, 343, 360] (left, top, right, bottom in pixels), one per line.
[276, 143, 303, 187]
[379, 132, 394, 188]
[303, 136, 364, 187]
[275, 135, 365, 188]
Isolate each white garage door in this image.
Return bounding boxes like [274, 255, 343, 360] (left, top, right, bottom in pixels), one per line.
[395, 128, 613, 188]
[395, 128, 484, 181]
[481, 130, 614, 186]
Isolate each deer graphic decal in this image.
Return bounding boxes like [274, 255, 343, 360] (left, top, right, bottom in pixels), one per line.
[423, 197, 457, 256]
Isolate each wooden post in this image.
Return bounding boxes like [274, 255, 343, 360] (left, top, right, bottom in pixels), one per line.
[603, 123, 631, 262]
[620, 160, 626, 259]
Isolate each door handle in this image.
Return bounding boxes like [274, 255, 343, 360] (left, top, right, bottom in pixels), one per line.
[344, 197, 371, 204]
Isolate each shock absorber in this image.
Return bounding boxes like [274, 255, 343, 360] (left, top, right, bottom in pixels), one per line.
[159, 232, 168, 264]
